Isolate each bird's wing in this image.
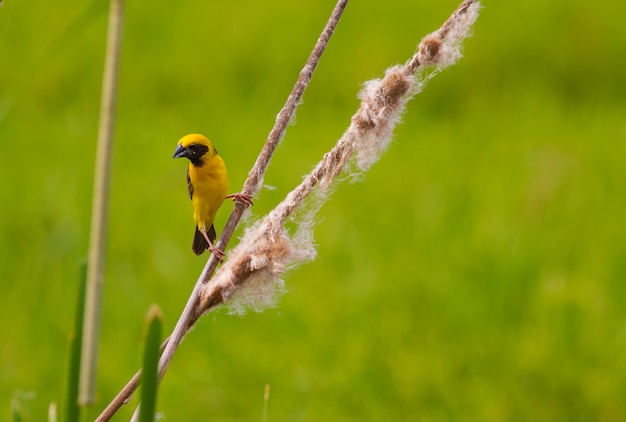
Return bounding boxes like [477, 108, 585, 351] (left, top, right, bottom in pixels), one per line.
[186, 168, 194, 200]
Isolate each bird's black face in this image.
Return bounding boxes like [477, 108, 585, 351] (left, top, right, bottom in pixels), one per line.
[173, 142, 210, 166]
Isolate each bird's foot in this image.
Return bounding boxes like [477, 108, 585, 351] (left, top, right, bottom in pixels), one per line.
[208, 245, 225, 262]
[202, 230, 225, 262]
[226, 192, 253, 207]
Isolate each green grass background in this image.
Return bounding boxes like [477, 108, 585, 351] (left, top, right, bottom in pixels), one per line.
[2, 0, 626, 420]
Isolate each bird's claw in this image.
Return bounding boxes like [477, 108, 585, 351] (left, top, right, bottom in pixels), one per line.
[226, 192, 253, 207]
[209, 245, 225, 262]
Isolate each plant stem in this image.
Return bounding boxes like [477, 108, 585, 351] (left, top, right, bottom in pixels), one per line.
[79, 0, 123, 406]
[133, 305, 163, 422]
[65, 263, 87, 421]
[95, 1, 347, 420]
[262, 384, 270, 422]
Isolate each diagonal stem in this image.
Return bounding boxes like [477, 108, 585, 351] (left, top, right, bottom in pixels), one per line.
[95, 1, 348, 420]
[153, 0, 348, 388]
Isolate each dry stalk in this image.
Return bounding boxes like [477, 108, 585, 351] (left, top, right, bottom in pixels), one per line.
[96, 1, 348, 420]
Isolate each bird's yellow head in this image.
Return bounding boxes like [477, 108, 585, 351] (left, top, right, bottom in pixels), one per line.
[172, 134, 219, 167]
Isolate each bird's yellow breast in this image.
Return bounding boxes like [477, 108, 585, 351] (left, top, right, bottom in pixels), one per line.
[188, 154, 228, 231]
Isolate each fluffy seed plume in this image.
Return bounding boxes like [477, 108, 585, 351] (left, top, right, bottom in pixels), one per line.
[196, 0, 481, 315]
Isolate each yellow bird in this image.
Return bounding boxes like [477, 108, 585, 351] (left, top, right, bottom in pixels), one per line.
[172, 134, 251, 259]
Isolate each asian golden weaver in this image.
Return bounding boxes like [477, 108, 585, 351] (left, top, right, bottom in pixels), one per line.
[173, 134, 251, 259]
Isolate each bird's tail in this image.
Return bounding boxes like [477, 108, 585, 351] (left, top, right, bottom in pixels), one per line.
[192, 224, 217, 256]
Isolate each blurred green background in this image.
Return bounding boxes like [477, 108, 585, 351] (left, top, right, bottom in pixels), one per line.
[2, 0, 625, 420]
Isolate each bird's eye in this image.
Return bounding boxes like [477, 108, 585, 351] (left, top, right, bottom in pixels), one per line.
[189, 143, 197, 148]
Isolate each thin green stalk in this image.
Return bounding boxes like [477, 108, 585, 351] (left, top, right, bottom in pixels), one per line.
[65, 263, 87, 422]
[79, 0, 123, 406]
[11, 398, 22, 422]
[136, 305, 163, 422]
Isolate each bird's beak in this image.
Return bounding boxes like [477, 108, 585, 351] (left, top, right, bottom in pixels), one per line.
[172, 144, 187, 159]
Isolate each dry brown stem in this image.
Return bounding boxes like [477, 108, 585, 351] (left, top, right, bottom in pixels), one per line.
[95, 1, 348, 420]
